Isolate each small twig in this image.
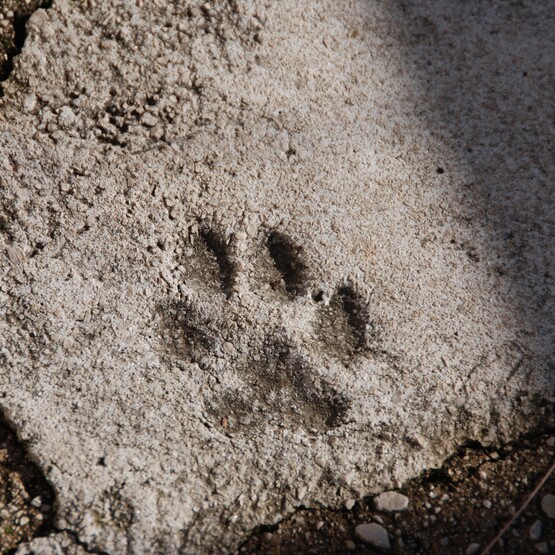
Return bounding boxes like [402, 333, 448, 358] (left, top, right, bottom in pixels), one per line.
[481, 455, 555, 554]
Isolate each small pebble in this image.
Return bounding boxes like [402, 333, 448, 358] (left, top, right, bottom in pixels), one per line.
[142, 113, 158, 127]
[23, 93, 37, 113]
[374, 491, 410, 512]
[355, 523, 391, 551]
[150, 124, 164, 140]
[535, 542, 549, 554]
[6, 245, 25, 266]
[478, 470, 487, 481]
[223, 341, 236, 354]
[466, 543, 481, 555]
[345, 540, 356, 551]
[529, 520, 542, 542]
[483, 500, 492, 509]
[541, 494, 555, 518]
[547, 437, 555, 447]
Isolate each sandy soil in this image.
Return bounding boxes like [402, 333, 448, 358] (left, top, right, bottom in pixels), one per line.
[0, 0, 553, 553]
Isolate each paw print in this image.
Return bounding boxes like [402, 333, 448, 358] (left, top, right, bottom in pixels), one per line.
[162, 224, 374, 435]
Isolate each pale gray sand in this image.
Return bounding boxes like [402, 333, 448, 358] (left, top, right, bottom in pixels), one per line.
[0, 0, 553, 553]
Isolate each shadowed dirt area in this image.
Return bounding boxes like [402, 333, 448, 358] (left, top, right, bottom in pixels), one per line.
[0, 0, 51, 93]
[0, 414, 54, 554]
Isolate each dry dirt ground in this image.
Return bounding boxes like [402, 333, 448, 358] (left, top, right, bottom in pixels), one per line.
[1, 413, 555, 554]
[0, 0, 554, 554]
[240, 431, 555, 555]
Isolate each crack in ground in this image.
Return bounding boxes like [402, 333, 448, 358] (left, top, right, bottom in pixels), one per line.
[235, 425, 555, 554]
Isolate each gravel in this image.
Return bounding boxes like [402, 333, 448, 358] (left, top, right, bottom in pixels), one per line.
[529, 520, 542, 542]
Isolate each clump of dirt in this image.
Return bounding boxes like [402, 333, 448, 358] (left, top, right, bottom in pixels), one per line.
[239, 432, 555, 554]
[0, 415, 54, 554]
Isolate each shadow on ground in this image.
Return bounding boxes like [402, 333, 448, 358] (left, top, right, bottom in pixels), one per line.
[241, 0, 554, 553]
[387, 0, 554, 359]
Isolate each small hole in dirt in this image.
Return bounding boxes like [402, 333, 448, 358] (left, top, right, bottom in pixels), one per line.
[337, 285, 369, 350]
[436, 167, 445, 174]
[97, 457, 106, 467]
[312, 289, 324, 302]
[30, 242, 45, 258]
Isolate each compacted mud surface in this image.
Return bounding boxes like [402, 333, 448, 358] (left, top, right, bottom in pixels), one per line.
[0, 0, 553, 553]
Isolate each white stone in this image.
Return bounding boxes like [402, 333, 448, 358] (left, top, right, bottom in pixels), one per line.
[23, 94, 37, 113]
[142, 113, 158, 127]
[374, 491, 410, 512]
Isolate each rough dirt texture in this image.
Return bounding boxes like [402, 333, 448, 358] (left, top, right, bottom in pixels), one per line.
[241, 432, 555, 554]
[0, 0, 553, 553]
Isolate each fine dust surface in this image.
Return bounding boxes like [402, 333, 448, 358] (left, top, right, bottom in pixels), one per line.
[0, 0, 553, 553]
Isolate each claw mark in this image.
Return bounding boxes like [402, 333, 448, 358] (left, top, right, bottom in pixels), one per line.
[316, 285, 371, 358]
[199, 228, 236, 295]
[337, 285, 370, 350]
[267, 231, 311, 296]
[183, 226, 237, 295]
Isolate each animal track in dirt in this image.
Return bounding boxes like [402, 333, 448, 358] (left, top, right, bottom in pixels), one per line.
[160, 225, 375, 435]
